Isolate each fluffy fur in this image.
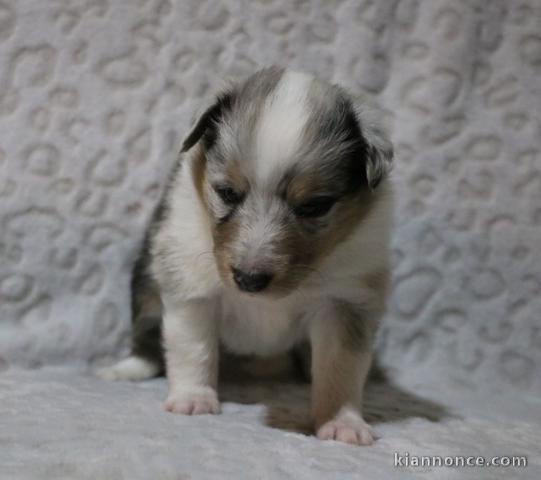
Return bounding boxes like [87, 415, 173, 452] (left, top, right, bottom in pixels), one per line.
[99, 67, 394, 446]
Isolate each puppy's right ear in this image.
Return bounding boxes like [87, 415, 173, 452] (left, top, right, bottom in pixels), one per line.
[351, 94, 394, 191]
[181, 91, 235, 153]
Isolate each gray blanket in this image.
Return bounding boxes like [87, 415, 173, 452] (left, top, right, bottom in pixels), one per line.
[1, 0, 540, 478]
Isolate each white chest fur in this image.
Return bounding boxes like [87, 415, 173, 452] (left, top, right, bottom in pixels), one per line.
[217, 292, 308, 356]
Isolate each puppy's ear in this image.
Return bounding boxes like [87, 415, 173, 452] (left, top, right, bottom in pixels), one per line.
[353, 96, 394, 190]
[181, 91, 235, 153]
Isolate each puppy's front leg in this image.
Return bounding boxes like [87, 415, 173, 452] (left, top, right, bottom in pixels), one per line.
[162, 296, 220, 415]
[310, 301, 377, 445]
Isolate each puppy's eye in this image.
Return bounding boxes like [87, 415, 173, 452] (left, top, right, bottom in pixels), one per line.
[214, 185, 244, 206]
[294, 197, 336, 218]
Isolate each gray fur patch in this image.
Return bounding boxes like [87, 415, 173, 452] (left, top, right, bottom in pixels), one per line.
[209, 66, 285, 165]
[182, 66, 285, 158]
[296, 81, 371, 196]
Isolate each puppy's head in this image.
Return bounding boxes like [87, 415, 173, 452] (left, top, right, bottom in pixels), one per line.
[183, 67, 393, 297]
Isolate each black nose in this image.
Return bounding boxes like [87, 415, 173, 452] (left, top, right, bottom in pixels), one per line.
[231, 267, 273, 292]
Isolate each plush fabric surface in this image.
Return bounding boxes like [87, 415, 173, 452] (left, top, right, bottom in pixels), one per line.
[0, 0, 540, 478]
[0, 367, 539, 480]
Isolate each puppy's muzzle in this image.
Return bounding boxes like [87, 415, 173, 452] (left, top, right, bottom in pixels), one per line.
[231, 267, 273, 293]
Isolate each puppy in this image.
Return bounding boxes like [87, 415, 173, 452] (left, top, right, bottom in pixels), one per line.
[100, 67, 394, 446]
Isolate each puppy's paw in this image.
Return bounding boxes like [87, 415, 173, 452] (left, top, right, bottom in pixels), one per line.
[164, 386, 220, 415]
[317, 416, 375, 446]
[96, 356, 160, 381]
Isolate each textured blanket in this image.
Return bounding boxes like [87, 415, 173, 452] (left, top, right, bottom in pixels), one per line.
[0, 0, 540, 478]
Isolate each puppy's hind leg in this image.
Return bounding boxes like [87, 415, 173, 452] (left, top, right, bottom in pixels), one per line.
[97, 250, 164, 382]
[97, 313, 163, 381]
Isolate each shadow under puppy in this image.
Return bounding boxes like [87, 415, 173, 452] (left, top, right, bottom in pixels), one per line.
[100, 67, 394, 446]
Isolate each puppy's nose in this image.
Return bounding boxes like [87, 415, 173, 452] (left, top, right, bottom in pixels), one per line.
[231, 267, 273, 292]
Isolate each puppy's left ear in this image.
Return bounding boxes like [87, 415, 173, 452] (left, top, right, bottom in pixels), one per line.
[353, 96, 394, 190]
[181, 90, 236, 153]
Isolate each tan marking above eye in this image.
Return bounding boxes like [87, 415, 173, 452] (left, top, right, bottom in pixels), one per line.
[284, 172, 329, 205]
[223, 158, 250, 193]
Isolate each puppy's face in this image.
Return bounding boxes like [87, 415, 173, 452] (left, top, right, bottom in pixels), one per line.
[185, 68, 393, 297]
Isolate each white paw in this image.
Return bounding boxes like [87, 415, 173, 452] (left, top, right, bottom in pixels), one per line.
[317, 416, 375, 446]
[164, 386, 220, 415]
[96, 356, 160, 381]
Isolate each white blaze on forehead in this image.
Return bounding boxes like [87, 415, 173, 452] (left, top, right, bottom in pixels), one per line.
[254, 70, 313, 183]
